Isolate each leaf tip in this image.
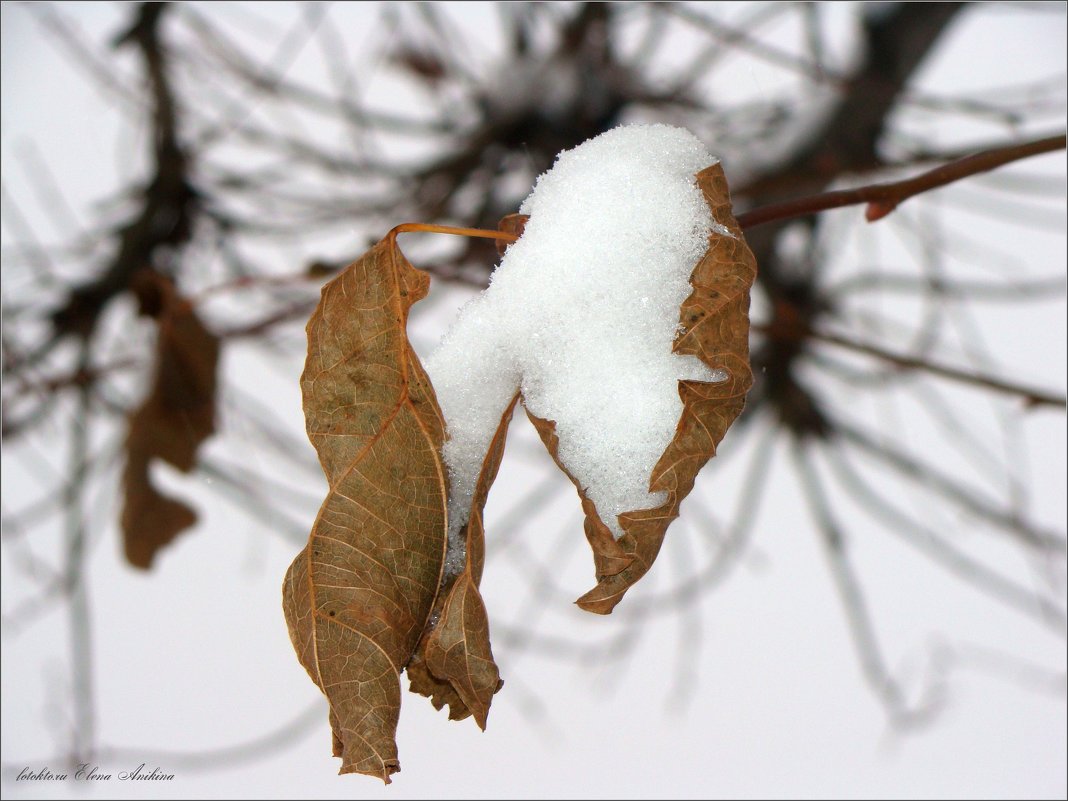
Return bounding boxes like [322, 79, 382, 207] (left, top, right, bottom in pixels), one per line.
[340, 760, 400, 784]
[574, 593, 617, 616]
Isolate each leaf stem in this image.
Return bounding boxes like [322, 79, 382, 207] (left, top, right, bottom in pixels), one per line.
[388, 222, 518, 243]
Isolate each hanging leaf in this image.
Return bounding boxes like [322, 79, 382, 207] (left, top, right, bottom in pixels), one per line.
[283, 235, 447, 782]
[525, 163, 756, 614]
[284, 157, 755, 780]
[283, 234, 512, 781]
[407, 394, 517, 727]
[121, 272, 218, 569]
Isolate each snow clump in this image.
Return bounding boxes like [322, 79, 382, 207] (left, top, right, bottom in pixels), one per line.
[423, 124, 727, 574]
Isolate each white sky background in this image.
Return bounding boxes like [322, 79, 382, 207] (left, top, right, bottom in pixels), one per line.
[1, 2, 1066, 799]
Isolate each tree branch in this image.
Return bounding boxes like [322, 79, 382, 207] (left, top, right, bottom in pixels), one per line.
[792, 441, 942, 726]
[757, 317, 1066, 410]
[805, 327, 1067, 410]
[736, 134, 1067, 229]
[48, 2, 199, 344]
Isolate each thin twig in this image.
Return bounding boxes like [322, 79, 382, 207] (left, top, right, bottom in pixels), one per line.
[736, 134, 1067, 229]
[792, 440, 943, 726]
[2, 702, 326, 776]
[824, 440, 1067, 633]
[65, 342, 95, 768]
[757, 319, 1066, 410]
[389, 222, 518, 243]
[807, 328, 1067, 410]
[834, 418, 1065, 554]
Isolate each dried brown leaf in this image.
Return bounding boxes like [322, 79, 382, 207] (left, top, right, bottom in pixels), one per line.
[283, 234, 512, 781]
[407, 394, 517, 727]
[526, 163, 756, 614]
[285, 161, 754, 780]
[121, 273, 218, 569]
[282, 235, 447, 782]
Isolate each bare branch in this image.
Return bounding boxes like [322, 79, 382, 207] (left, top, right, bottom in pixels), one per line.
[792, 441, 944, 726]
[823, 440, 1066, 634]
[806, 328, 1067, 410]
[737, 134, 1067, 229]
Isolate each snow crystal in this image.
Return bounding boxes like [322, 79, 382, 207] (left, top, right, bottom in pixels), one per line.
[423, 124, 726, 572]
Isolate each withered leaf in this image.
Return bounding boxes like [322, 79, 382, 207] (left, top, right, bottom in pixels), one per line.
[283, 235, 445, 782]
[121, 273, 218, 569]
[285, 159, 754, 779]
[407, 394, 517, 728]
[526, 163, 756, 614]
[283, 235, 509, 782]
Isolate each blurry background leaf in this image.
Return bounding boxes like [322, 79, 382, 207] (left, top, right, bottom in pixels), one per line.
[121, 272, 218, 569]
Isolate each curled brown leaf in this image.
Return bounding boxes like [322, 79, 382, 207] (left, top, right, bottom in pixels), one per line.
[284, 235, 514, 781]
[407, 394, 517, 727]
[526, 163, 756, 614]
[283, 235, 448, 782]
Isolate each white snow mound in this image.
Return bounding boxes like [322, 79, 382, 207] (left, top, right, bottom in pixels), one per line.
[423, 124, 726, 573]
